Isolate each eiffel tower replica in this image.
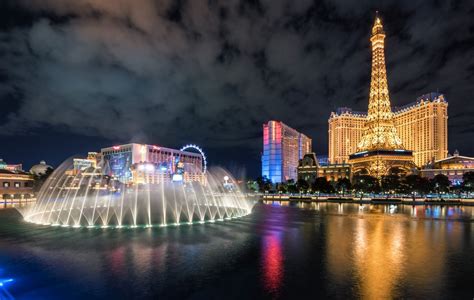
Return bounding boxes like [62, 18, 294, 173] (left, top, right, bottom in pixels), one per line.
[349, 13, 415, 178]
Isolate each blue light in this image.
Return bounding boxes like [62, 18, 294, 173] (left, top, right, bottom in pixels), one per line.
[0, 278, 14, 300]
[0, 278, 14, 286]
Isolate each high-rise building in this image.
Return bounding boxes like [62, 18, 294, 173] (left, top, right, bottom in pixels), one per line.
[393, 93, 448, 167]
[328, 108, 366, 165]
[262, 121, 312, 183]
[347, 14, 415, 178]
[329, 94, 448, 167]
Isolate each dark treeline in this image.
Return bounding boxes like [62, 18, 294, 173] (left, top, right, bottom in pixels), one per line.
[249, 172, 474, 196]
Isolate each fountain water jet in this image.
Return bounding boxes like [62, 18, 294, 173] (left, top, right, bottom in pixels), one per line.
[21, 158, 253, 228]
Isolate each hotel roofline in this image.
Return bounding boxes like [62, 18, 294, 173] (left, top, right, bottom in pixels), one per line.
[101, 143, 202, 158]
[330, 92, 447, 118]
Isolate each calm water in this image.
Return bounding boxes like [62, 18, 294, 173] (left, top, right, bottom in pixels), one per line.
[0, 203, 473, 299]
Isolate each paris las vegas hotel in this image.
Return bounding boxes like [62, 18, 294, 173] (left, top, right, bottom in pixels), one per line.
[329, 93, 448, 167]
[294, 14, 472, 185]
[328, 16, 448, 169]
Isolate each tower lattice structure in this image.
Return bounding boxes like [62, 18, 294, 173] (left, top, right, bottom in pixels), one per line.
[357, 15, 404, 152]
[348, 14, 415, 178]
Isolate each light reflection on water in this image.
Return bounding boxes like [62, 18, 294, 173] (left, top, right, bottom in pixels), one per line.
[262, 231, 284, 295]
[261, 201, 473, 298]
[265, 200, 473, 221]
[0, 203, 473, 299]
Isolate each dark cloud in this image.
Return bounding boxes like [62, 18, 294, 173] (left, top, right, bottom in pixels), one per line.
[0, 0, 473, 177]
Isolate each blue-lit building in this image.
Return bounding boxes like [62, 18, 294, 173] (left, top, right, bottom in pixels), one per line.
[262, 121, 312, 183]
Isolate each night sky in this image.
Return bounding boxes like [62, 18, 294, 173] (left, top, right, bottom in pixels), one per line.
[1, 0, 473, 178]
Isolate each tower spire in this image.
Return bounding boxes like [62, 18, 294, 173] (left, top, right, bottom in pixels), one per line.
[357, 13, 404, 151]
[348, 13, 415, 179]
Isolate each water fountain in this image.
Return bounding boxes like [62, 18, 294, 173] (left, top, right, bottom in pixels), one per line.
[21, 158, 253, 228]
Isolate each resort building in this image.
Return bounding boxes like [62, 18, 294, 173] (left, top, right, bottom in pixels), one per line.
[70, 152, 99, 175]
[297, 153, 351, 184]
[100, 143, 204, 184]
[327, 15, 449, 176]
[0, 159, 34, 204]
[420, 151, 474, 185]
[393, 93, 448, 167]
[262, 120, 312, 183]
[328, 108, 366, 165]
[329, 87, 448, 168]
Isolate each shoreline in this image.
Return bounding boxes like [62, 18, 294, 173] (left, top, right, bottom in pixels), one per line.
[260, 196, 474, 206]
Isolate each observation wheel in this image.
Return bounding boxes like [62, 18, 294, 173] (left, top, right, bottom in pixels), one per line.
[180, 144, 207, 174]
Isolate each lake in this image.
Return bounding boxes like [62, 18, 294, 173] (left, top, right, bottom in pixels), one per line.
[0, 202, 473, 299]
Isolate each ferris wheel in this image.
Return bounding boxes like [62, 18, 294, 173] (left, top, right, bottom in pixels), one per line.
[180, 144, 207, 174]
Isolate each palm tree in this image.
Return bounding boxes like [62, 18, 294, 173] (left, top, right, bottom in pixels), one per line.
[381, 175, 400, 194]
[353, 175, 379, 194]
[462, 172, 474, 196]
[430, 174, 451, 199]
[336, 178, 351, 196]
[296, 179, 309, 194]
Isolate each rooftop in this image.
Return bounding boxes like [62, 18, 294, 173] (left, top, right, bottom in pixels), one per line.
[331, 92, 446, 117]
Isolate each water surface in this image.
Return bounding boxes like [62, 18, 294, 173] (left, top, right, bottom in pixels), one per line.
[0, 203, 473, 299]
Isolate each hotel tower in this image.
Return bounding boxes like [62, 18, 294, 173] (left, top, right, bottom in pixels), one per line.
[262, 121, 312, 183]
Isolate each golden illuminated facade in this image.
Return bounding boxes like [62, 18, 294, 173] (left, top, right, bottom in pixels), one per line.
[328, 108, 366, 164]
[393, 93, 448, 166]
[329, 93, 448, 167]
[347, 15, 415, 177]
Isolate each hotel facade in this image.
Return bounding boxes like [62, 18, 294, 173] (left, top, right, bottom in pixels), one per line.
[100, 144, 204, 184]
[297, 153, 351, 184]
[262, 121, 312, 183]
[329, 92, 448, 167]
[420, 150, 474, 185]
[0, 159, 34, 204]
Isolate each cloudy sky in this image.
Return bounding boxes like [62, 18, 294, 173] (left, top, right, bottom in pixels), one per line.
[0, 0, 473, 177]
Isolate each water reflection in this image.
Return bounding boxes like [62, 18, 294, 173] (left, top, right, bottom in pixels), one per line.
[351, 217, 405, 299]
[322, 203, 472, 298]
[286, 201, 472, 221]
[0, 204, 472, 299]
[262, 231, 283, 296]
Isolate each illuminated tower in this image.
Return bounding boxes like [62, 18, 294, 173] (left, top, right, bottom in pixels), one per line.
[262, 121, 312, 183]
[348, 14, 415, 178]
[357, 15, 403, 151]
